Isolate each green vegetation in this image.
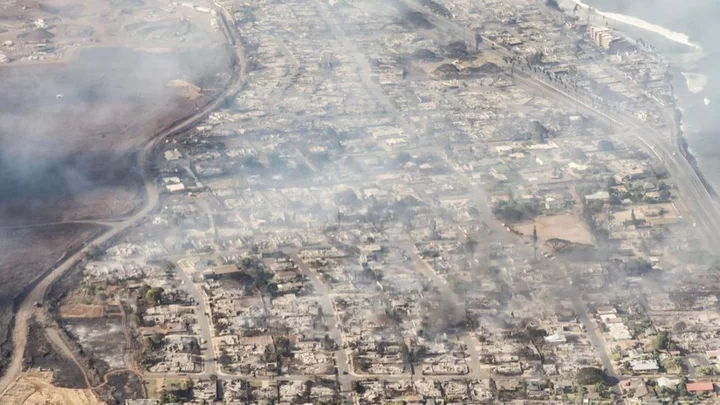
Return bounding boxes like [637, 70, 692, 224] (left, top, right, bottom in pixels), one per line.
[84, 244, 103, 261]
[218, 348, 232, 367]
[159, 378, 192, 404]
[594, 381, 610, 398]
[529, 120, 551, 143]
[323, 334, 338, 351]
[134, 283, 166, 318]
[146, 287, 165, 305]
[649, 331, 676, 352]
[696, 366, 718, 376]
[232, 257, 279, 298]
[576, 367, 607, 385]
[662, 356, 681, 372]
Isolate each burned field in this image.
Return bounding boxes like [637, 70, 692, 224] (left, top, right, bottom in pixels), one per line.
[0, 44, 231, 380]
[49, 269, 129, 376]
[0, 46, 232, 225]
[32, 264, 147, 404]
[22, 319, 86, 389]
[96, 371, 145, 404]
[0, 223, 102, 377]
[63, 317, 126, 372]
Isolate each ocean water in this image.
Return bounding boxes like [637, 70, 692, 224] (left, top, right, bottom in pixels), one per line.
[578, 0, 720, 189]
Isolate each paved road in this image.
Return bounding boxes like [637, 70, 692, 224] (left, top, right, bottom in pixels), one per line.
[460, 334, 486, 379]
[143, 369, 494, 382]
[177, 264, 217, 376]
[0, 3, 247, 395]
[290, 254, 352, 390]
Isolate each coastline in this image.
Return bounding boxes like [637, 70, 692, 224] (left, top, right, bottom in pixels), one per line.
[558, 0, 716, 199]
[681, 72, 707, 95]
[668, 76, 716, 196]
[566, 0, 702, 50]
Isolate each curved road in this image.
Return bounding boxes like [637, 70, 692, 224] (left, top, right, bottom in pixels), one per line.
[0, 4, 246, 395]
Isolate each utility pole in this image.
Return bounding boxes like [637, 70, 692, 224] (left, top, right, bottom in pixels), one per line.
[532, 225, 538, 261]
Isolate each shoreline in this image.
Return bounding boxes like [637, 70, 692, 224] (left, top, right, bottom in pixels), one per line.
[681, 72, 707, 94]
[558, 0, 716, 200]
[566, 0, 701, 50]
[667, 73, 716, 196]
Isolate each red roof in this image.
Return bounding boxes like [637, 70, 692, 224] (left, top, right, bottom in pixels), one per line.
[687, 382, 714, 392]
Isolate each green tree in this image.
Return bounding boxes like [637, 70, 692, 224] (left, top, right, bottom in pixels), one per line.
[594, 382, 609, 398]
[84, 244, 103, 261]
[660, 189, 671, 201]
[657, 385, 674, 398]
[696, 366, 718, 376]
[146, 287, 164, 305]
[662, 357, 677, 370]
[218, 348, 232, 367]
[275, 336, 292, 356]
[576, 367, 607, 385]
[85, 284, 97, 296]
[160, 389, 178, 404]
[650, 331, 670, 352]
[323, 334, 338, 351]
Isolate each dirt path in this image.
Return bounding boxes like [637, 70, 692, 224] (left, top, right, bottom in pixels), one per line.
[116, 299, 136, 372]
[91, 368, 139, 390]
[42, 327, 92, 389]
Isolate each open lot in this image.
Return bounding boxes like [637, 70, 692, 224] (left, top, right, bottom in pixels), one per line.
[64, 317, 126, 371]
[22, 319, 86, 389]
[58, 305, 104, 319]
[516, 212, 596, 246]
[0, 371, 100, 405]
[99, 371, 144, 404]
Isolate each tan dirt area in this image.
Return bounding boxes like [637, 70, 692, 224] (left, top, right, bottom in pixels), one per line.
[58, 305, 104, 319]
[516, 213, 596, 246]
[0, 371, 102, 405]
